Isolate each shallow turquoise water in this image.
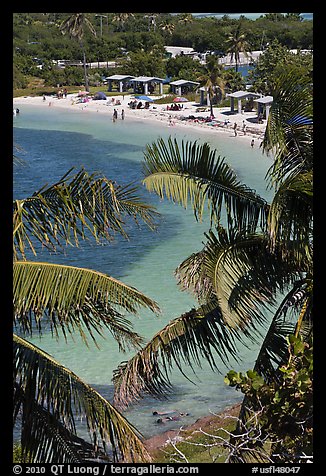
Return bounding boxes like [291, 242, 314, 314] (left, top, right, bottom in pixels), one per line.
[13, 103, 275, 438]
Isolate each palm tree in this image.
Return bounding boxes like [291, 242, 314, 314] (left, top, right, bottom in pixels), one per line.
[112, 68, 313, 458]
[178, 13, 193, 26]
[225, 24, 251, 73]
[197, 55, 226, 117]
[13, 166, 160, 462]
[60, 13, 96, 92]
[112, 13, 134, 32]
[144, 13, 158, 32]
[160, 20, 175, 36]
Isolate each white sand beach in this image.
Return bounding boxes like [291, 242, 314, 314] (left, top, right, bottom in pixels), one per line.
[13, 93, 267, 145]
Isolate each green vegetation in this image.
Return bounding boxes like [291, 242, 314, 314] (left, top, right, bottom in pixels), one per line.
[13, 13, 312, 94]
[225, 334, 313, 462]
[150, 406, 240, 463]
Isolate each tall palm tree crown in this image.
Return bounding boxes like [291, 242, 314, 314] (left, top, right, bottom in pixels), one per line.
[60, 13, 96, 91]
[226, 24, 251, 72]
[197, 55, 226, 117]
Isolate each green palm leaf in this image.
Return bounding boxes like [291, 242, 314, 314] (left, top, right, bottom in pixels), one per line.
[14, 261, 159, 349]
[143, 137, 268, 231]
[13, 167, 159, 260]
[14, 334, 151, 463]
[113, 304, 243, 410]
[267, 171, 313, 266]
[177, 226, 300, 331]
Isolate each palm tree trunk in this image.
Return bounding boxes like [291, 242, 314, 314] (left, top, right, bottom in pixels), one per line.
[81, 41, 89, 92]
[209, 93, 214, 117]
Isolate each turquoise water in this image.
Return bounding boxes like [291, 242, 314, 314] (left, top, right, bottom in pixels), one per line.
[13, 104, 275, 439]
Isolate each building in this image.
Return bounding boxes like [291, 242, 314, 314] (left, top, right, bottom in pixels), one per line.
[106, 74, 135, 92]
[129, 76, 165, 95]
[254, 96, 274, 120]
[164, 46, 196, 58]
[227, 90, 261, 114]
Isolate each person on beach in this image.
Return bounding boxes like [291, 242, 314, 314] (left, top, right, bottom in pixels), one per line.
[251, 139, 255, 148]
[121, 109, 125, 120]
[153, 410, 189, 416]
[242, 121, 247, 135]
[153, 410, 177, 416]
[156, 416, 180, 424]
[155, 413, 189, 424]
[113, 109, 118, 122]
[233, 122, 238, 137]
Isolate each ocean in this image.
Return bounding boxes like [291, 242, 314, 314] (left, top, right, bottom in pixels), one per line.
[13, 103, 275, 440]
[190, 13, 313, 21]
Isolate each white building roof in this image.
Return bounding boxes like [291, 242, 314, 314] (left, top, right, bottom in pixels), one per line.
[165, 46, 195, 57]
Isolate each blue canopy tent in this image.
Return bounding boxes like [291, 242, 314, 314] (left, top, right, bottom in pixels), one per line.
[93, 91, 107, 100]
[134, 95, 154, 102]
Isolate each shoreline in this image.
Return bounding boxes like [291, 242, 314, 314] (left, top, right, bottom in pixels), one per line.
[13, 93, 266, 146]
[144, 403, 241, 458]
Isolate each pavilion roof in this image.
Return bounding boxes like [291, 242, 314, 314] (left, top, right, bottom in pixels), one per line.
[170, 79, 200, 86]
[106, 74, 135, 80]
[130, 76, 165, 83]
[254, 95, 274, 104]
[228, 90, 261, 99]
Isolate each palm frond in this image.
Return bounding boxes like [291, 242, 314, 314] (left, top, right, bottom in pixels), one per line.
[267, 171, 313, 265]
[14, 334, 151, 463]
[15, 382, 100, 463]
[13, 167, 159, 260]
[60, 13, 96, 39]
[262, 70, 313, 187]
[175, 249, 214, 302]
[178, 226, 301, 331]
[143, 137, 268, 231]
[113, 305, 243, 410]
[14, 261, 159, 349]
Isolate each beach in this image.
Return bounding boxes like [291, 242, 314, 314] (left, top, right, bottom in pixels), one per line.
[13, 93, 267, 146]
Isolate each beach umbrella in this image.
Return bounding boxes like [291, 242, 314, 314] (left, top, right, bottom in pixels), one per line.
[134, 95, 154, 102]
[173, 97, 189, 103]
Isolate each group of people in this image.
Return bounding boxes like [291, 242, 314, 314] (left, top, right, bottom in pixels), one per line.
[56, 88, 68, 99]
[112, 108, 125, 121]
[110, 97, 121, 106]
[128, 100, 151, 110]
[152, 409, 189, 424]
[166, 103, 183, 111]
